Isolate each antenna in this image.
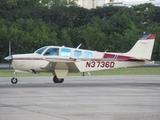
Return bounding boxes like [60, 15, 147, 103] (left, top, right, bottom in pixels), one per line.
[105, 49, 108, 52]
[76, 43, 82, 49]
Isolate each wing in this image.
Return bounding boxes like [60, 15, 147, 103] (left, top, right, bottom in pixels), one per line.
[40, 57, 81, 72]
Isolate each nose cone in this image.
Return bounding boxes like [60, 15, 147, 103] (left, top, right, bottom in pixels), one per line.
[4, 55, 12, 61]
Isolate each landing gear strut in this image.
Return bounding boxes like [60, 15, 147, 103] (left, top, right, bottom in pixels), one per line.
[53, 76, 64, 83]
[11, 72, 18, 84]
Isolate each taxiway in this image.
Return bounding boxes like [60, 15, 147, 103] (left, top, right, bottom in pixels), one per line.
[0, 75, 160, 120]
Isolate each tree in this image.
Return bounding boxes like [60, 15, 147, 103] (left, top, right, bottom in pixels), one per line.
[150, 6, 160, 24]
[80, 26, 106, 51]
[0, 0, 40, 10]
[147, 24, 160, 60]
[1, 2, 160, 62]
[59, 29, 73, 47]
[40, 0, 77, 9]
[105, 12, 132, 35]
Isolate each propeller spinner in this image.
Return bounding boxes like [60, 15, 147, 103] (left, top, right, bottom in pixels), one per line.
[4, 55, 13, 61]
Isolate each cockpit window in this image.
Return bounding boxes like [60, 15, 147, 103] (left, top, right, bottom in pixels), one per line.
[44, 48, 59, 56]
[34, 46, 48, 54]
[61, 48, 71, 57]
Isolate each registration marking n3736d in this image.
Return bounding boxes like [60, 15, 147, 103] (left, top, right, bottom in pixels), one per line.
[86, 61, 115, 68]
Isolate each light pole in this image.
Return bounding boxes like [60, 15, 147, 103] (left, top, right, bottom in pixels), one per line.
[9, 40, 11, 68]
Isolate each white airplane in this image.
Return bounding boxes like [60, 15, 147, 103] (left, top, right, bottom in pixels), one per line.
[4, 33, 156, 84]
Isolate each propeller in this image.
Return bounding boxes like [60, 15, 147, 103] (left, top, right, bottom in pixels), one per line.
[4, 55, 13, 68]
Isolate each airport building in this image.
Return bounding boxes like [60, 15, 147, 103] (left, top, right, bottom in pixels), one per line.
[72, 0, 159, 9]
[39, 0, 159, 9]
[73, 0, 125, 9]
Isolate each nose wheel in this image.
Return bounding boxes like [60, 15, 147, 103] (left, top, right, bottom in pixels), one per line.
[11, 72, 18, 84]
[11, 77, 18, 84]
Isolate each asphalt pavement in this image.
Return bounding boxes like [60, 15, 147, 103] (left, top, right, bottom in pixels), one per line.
[0, 75, 160, 120]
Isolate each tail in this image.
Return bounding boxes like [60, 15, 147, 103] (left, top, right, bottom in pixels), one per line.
[124, 33, 156, 60]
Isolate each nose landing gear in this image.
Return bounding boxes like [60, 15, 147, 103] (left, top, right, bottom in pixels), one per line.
[11, 77, 18, 84]
[11, 72, 18, 84]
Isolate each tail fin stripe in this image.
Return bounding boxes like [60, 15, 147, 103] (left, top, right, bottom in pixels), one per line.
[140, 33, 156, 40]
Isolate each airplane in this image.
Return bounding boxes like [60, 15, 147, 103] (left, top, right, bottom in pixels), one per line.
[4, 33, 156, 84]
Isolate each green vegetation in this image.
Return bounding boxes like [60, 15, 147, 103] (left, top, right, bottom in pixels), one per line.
[0, 0, 160, 63]
[0, 67, 160, 77]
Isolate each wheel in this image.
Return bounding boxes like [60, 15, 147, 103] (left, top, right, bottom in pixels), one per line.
[11, 77, 18, 84]
[53, 76, 64, 83]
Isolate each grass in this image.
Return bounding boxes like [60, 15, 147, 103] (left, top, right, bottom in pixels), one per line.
[0, 67, 160, 77]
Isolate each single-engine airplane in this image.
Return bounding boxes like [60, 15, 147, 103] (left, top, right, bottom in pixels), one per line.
[4, 33, 156, 84]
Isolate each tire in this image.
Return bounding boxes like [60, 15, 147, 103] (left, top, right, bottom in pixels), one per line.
[53, 76, 64, 83]
[11, 78, 18, 84]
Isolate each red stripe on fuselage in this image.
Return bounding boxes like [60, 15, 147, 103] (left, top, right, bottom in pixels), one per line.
[103, 53, 131, 61]
[103, 53, 152, 62]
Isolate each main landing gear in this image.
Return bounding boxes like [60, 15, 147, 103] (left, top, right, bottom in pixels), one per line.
[11, 72, 18, 84]
[53, 76, 64, 83]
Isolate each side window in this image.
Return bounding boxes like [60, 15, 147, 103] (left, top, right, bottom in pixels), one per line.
[84, 52, 92, 58]
[61, 48, 71, 57]
[74, 50, 82, 57]
[44, 48, 59, 56]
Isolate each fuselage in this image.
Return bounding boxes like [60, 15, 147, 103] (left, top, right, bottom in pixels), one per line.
[9, 45, 151, 74]
[11, 46, 103, 73]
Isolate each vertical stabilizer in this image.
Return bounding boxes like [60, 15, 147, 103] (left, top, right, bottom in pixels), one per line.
[124, 33, 156, 59]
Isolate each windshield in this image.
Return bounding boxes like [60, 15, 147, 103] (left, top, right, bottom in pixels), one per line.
[34, 46, 48, 54]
